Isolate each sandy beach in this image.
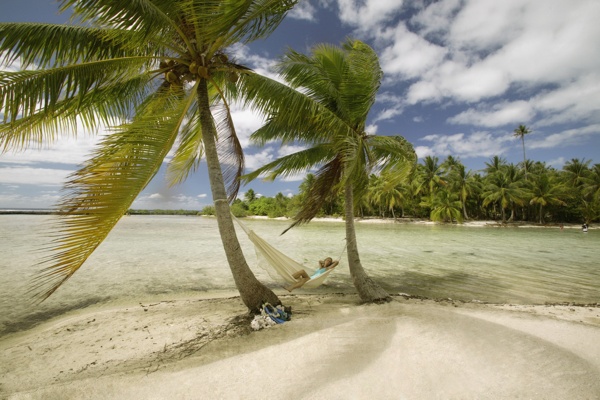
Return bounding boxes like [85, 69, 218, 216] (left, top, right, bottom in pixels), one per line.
[1, 292, 599, 399]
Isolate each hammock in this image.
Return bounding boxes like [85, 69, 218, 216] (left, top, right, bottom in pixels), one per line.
[233, 216, 343, 288]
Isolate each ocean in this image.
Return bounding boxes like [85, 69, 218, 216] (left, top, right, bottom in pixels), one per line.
[1, 214, 598, 337]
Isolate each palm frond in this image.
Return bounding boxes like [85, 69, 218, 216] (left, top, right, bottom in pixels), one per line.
[237, 71, 354, 144]
[0, 23, 156, 69]
[339, 39, 381, 126]
[0, 57, 153, 124]
[186, 0, 297, 50]
[367, 135, 417, 186]
[1, 75, 154, 152]
[242, 144, 333, 183]
[59, 0, 184, 39]
[166, 100, 203, 186]
[283, 156, 344, 233]
[31, 86, 195, 302]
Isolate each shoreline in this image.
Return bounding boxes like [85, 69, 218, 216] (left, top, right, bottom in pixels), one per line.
[2, 211, 594, 229]
[2, 293, 599, 399]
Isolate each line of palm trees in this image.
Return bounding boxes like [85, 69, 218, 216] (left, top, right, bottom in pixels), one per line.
[3, 2, 595, 313]
[238, 155, 599, 225]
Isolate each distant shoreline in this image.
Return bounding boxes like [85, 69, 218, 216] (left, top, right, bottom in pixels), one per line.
[1, 210, 593, 229]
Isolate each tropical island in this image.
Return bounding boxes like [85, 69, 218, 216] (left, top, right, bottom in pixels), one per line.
[1, 1, 599, 399]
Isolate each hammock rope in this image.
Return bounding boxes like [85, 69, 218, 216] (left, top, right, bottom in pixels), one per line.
[233, 216, 346, 288]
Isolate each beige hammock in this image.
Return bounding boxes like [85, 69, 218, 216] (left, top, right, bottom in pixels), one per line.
[233, 216, 343, 288]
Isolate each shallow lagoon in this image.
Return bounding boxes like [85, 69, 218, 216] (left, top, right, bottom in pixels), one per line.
[1, 215, 598, 336]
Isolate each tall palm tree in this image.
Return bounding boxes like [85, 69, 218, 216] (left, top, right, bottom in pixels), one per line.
[0, 0, 296, 311]
[240, 40, 416, 303]
[513, 124, 531, 179]
[449, 163, 479, 220]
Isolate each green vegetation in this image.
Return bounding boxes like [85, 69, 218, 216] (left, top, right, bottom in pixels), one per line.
[237, 155, 597, 225]
[0, 0, 296, 311]
[238, 40, 416, 303]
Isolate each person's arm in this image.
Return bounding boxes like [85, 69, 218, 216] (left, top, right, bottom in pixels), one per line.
[327, 260, 339, 270]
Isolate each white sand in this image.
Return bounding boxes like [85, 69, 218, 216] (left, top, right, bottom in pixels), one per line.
[1, 293, 599, 399]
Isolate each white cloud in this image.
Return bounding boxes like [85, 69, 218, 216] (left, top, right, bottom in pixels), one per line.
[0, 166, 70, 186]
[132, 193, 209, 210]
[379, 0, 600, 130]
[337, 0, 403, 31]
[528, 125, 600, 150]
[244, 148, 275, 171]
[449, 100, 535, 127]
[379, 23, 446, 80]
[417, 131, 511, 159]
[288, 0, 318, 21]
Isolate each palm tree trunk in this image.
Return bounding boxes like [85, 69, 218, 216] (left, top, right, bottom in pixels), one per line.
[344, 182, 391, 303]
[197, 80, 279, 312]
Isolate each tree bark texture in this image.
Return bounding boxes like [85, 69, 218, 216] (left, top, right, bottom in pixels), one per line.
[197, 80, 279, 311]
[344, 182, 391, 303]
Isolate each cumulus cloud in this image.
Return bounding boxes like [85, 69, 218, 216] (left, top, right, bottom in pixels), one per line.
[288, 0, 318, 21]
[336, 0, 403, 31]
[365, 0, 600, 132]
[416, 131, 512, 160]
[449, 100, 535, 127]
[0, 166, 71, 186]
[528, 125, 600, 150]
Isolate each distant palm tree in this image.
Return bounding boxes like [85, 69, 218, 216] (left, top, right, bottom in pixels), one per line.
[419, 156, 447, 195]
[529, 173, 567, 223]
[513, 125, 531, 179]
[0, 0, 296, 310]
[241, 40, 416, 303]
[484, 156, 508, 176]
[482, 168, 527, 223]
[430, 189, 463, 223]
[449, 163, 480, 220]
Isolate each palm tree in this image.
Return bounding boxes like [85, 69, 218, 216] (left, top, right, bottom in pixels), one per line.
[429, 189, 463, 223]
[481, 168, 527, 223]
[513, 124, 531, 179]
[0, 0, 297, 311]
[240, 40, 416, 303]
[529, 173, 567, 223]
[449, 163, 479, 220]
[419, 156, 447, 196]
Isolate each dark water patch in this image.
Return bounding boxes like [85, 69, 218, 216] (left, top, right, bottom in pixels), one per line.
[0, 296, 110, 337]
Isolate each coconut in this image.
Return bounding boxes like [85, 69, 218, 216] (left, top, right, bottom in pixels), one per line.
[189, 62, 198, 74]
[218, 54, 229, 64]
[166, 71, 178, 83]
[228, 72, 239, 83]
[197, 66, 209, 79]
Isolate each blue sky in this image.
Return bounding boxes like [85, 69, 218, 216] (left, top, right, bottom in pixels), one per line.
[1, 0, 599, 210]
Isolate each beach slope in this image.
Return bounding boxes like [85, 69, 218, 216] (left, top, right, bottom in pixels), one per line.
[1, 294, 600, 399]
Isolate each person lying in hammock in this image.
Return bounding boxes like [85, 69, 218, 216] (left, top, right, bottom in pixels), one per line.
[285, 257, 339, 292]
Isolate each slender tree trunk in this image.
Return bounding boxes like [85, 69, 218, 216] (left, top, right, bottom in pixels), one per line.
[344, 182, 391, 303]
[522, 137, 528, 180]
[197, 80, 279, 312]
[462, 200, 469, 220]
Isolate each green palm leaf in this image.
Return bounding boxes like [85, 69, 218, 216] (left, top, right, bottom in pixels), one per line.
[31, 87, 195, 301]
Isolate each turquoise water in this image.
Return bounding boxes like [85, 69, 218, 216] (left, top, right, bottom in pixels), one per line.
[1, 215, 598, 336]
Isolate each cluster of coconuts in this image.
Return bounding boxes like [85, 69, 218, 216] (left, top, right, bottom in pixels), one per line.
[160, 53, 239, 85]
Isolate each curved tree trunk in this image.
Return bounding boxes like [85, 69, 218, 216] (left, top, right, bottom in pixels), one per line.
[198, 80, 279, 312]
[344, 182, 391, 303]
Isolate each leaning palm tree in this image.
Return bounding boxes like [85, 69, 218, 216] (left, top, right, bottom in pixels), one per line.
[0, 0, 297, 311]
[513, 124, 531, 179]
[238, 40, 416, 303]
